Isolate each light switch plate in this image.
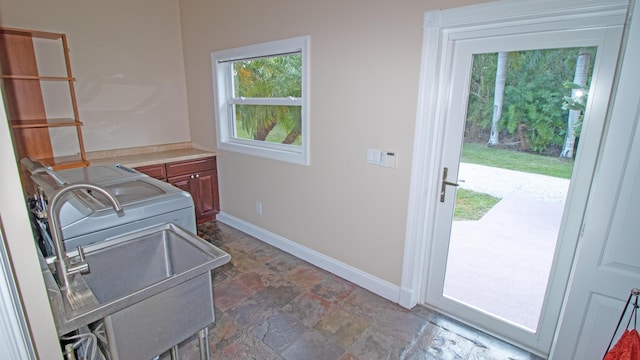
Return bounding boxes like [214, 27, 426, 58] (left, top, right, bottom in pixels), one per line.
[367, 149, 382, 164]
[367, 148, 396, 168]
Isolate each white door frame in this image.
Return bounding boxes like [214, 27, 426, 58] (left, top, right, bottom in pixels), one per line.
[0, 221, 36, 359]
[400, 0, 629, 355]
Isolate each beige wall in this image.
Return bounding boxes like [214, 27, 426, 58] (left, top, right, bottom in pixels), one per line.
[0, 0, 499, 341]
[0, 0, 191, 152]
[0, 0, 191, 354]
[0, 0, 490, 290]
[180, 0, 485, 285]
[0, 0, 634, 356]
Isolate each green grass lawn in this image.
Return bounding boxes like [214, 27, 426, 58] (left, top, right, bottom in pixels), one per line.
[454, 142, 574, 220]
[461, 142, 574, 179]
[454, 188, 501, 221]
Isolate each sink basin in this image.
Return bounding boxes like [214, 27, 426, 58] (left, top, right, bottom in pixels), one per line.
[81, 222, 219, 303]
[43, 223, 230, 358]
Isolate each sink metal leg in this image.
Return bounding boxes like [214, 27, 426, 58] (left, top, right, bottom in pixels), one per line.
[166, 328, 208, 360]
[198, 327, 210, 360]
[170, 345, 179, 360]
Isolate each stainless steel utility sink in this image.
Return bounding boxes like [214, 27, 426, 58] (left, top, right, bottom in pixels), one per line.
[81, 222, 221, 303]
[43, 223, 230, 359]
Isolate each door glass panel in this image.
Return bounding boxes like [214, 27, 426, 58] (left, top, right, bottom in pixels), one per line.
[443, 47, 596, 331]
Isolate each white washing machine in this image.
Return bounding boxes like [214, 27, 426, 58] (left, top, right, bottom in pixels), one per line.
[30, 164, 196, 256]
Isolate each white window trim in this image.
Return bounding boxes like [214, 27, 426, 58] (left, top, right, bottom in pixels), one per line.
[211, 36, 310, 165]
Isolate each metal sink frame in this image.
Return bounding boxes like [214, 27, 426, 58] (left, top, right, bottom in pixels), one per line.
[43, 223, 230, 359]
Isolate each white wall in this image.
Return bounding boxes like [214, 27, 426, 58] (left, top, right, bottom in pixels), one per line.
[0, 0, 191, 152]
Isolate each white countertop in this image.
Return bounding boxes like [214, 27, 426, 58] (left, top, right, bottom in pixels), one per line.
[88, 144, 216, 168]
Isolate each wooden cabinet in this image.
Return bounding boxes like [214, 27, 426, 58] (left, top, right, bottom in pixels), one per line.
[134, 163, 167, 181]
[135, 156, 219, 224]
[167, 157, 219, 224]
[0, 27, 88, 176]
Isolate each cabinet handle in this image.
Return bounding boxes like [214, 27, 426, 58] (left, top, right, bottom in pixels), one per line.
[195, 174, 200, 178]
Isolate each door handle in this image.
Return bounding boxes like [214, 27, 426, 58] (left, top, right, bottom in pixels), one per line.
[440, 167, 460, 202]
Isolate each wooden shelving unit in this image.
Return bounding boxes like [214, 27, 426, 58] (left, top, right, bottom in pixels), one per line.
[0, 26, 89, 181]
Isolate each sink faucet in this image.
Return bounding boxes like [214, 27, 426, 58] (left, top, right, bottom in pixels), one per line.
[48, 182, 124, 289]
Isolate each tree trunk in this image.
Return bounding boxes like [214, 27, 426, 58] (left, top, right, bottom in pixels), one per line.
[560, 49, 590, 159]
[488, 52, 508, 146]
[518, 122, 529, 151]
[254, 121, 277, 141]
[282, 128, 301, 144]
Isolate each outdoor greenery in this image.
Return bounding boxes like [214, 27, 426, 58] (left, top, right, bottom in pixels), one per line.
[235, 120, 302, 146]
[454, 188, 500, 221]
[561, 80, 589, 140]
[454, 49, 588, 220]
[233, 53, 302, 144]
[454, 142, 574, 220]
[461, 142, 574, 179]
[466, 48, 596, 156]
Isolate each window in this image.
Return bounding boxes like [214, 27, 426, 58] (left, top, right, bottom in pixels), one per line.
[211, 36, 309, 165]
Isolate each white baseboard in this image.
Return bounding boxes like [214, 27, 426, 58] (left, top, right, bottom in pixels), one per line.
[216, 212, 401, 304]
[398, 287, 418, 309]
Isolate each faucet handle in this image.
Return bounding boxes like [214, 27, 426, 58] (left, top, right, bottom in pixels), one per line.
[77, 246, 86, 262]
[67, 246, 90, 275]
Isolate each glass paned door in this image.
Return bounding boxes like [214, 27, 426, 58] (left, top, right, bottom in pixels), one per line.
[443, 47, 594, 332]
[424, 25, 624, 354]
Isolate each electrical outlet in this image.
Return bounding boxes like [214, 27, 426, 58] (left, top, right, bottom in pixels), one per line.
[255, 201, 263, 215]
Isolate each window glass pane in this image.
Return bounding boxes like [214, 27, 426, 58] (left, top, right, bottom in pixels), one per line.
[232, 54, 302, 98]
[234, 105, 302, 145]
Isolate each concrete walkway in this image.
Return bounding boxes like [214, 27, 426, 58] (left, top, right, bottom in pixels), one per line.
[443, 163, 570, 330]
[457, 163, 569, 202]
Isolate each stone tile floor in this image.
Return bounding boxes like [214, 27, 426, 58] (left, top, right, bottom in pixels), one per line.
[162, 221, 545, 360]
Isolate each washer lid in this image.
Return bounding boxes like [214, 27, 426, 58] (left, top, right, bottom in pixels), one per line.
[56, 165, 143, 184]
[31, 165, 147, 197]
[92, 180, 167, 206]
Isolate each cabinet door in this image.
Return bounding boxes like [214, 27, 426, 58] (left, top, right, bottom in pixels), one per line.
[194, 169, 219, 222]
[166, 157, 216, 177]
[168, 174, 193, 196]
[167, 157, 219, 224]
[135, 164, 167, 181]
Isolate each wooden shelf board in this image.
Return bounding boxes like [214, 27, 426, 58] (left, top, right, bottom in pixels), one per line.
[0, 27, 63, 40]
[10, 118, 82, 129]
[0, 75, 75, 81]
[39, 155, 90, 171]
[1, 26, 89, 186]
